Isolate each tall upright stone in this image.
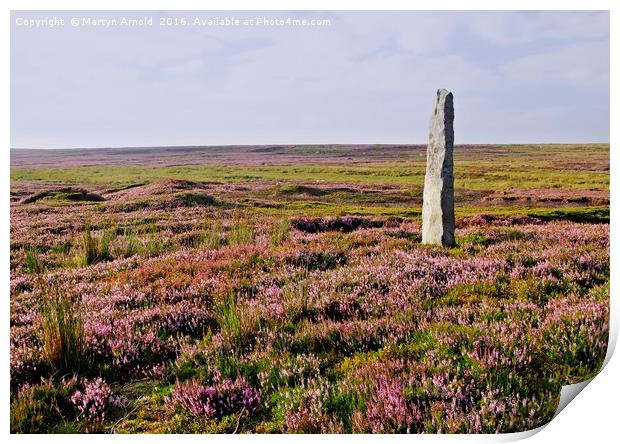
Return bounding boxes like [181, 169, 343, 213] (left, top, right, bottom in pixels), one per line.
[422, 89, 455, 246]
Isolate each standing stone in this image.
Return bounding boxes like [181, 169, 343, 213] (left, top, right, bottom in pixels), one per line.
[422, 89, 455, 246]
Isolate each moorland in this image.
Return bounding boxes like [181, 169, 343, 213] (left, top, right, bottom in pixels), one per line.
[9, 143, 609, 433]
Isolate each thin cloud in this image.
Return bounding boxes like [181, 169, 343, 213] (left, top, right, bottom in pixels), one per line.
[10, 10, 609, 148]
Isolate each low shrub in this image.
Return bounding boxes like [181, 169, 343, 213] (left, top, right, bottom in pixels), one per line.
[287, 250, 347, 271]
[10, 377, 78, 433]
[71, 377, 124, 432]
[167, 377, 260, 419]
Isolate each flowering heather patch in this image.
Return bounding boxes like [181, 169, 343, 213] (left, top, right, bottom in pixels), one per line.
[71, 378, 124, 430]
[167, 377, 260, 419]
[9, 160, 609, 433]
[10, 376, 123, 433]
[363, 374, 422, 433]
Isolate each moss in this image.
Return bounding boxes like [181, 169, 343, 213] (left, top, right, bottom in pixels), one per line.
[159, 413, 238, 433]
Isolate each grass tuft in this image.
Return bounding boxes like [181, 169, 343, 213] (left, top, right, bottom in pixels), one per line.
[215, 290, 258, 355]
[270, 218, 290, 246]
[39, 287, 88, 375]
[229, 214, 255, 246]
[79, 223, 113, 266]
[204, 222, 224, 249]
[24, 245, 44, 274]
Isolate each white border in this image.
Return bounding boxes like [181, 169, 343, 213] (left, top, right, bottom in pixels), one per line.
[2, 1, 616, 443]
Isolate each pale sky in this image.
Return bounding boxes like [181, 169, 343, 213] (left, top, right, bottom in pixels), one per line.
[10, 10, 610, 148]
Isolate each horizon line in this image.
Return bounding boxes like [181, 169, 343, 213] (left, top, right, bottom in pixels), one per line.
[9, 141, 611, 151]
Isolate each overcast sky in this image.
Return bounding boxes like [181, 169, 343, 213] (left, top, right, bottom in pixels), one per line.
[10, 10, 609, 148]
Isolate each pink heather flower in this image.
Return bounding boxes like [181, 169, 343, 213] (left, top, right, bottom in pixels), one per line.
[70, 378, 123, 429]
[167, 378, 260, 419]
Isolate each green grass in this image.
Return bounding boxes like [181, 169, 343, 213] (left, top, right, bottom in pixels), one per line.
[10, 150, 609, 191]
[200, 222, 225, 250]
[24, 245, 44, 274]
[11, 144, 609, 222]
[270, 218, 291, 246]
[12, 164, 607, 190]
[228, 215, 255, 246]
[215, 291, 258, 355]
[527, 207, 610, 224]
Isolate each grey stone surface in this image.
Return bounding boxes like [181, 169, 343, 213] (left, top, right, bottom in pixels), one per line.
[422, 89, 455, 246]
